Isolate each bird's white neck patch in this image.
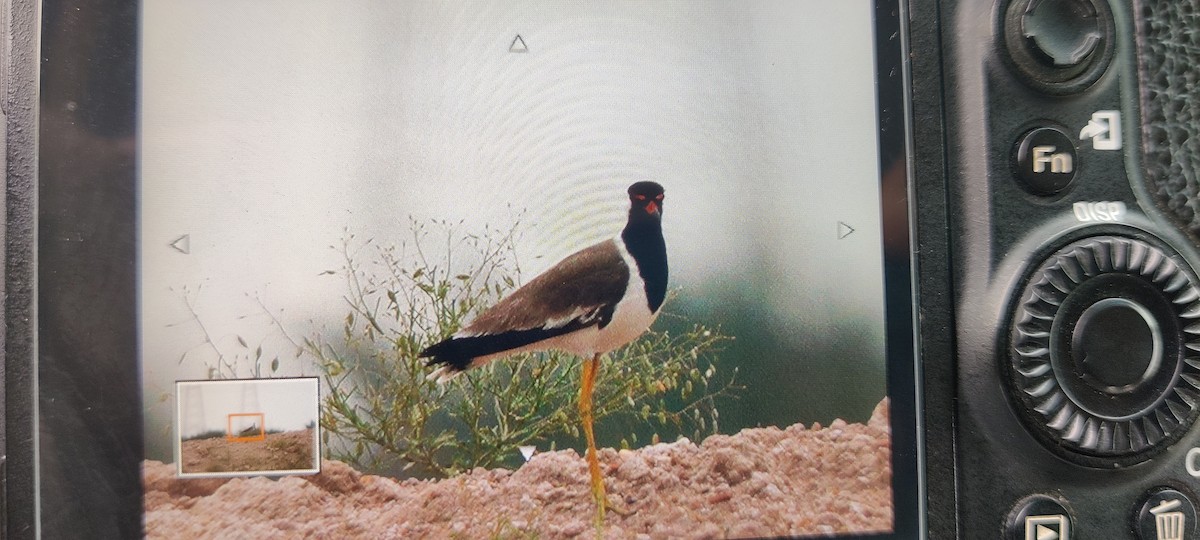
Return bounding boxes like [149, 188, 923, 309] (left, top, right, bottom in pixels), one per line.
[614, 234, 652, 315]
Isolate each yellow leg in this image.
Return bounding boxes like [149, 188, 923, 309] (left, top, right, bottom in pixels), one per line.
[579, 353, 606, 525]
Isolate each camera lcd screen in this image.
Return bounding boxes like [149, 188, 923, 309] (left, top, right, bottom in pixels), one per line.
[35, 0, 918, 538]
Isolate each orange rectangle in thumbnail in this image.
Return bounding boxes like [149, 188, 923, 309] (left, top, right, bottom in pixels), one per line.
[226, 413, 265, 442]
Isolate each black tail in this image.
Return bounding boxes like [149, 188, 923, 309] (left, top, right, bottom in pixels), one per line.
[420, 324, 585, 373]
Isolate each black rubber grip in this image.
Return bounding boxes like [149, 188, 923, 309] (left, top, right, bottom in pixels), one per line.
[1136, 0, 1200, 242]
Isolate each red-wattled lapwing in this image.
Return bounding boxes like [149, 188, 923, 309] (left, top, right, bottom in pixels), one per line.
[421, 181, 668, 522]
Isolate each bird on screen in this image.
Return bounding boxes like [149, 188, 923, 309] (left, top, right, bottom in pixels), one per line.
[421, 181, 669, 522]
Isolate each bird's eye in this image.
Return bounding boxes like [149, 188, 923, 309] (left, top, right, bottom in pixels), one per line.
[655, 194, 664, 201]
[635, 195, 646, 200]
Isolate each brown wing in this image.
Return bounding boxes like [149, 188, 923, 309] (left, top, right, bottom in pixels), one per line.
[461, 239, 630, 335]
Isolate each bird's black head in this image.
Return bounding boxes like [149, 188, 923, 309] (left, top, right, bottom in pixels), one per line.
[627, 181, 665, 219]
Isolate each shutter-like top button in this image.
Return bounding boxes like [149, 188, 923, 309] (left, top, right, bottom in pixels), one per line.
[1002, 0, 1115, 94]
[1021, 0, 1102, 68]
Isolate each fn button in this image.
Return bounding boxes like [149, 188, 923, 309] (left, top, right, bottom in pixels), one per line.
[1014, 127, 1079, 196]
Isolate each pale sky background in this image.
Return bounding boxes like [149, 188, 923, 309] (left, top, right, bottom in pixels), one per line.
[175, 378, 319, 439]
[141, 0, 886, 458]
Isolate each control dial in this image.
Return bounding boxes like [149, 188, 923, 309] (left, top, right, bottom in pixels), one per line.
[1008, 235, 1200, 461]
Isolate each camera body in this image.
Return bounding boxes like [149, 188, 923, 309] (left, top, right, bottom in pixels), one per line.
[5, 0, 1200, 538]
[916, 0, 1200, 537]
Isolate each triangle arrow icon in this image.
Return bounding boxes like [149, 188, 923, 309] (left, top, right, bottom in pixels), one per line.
[837, 221, 855, 239]
[1035, 524, 1058, 540]
[169, 234, 191, 254]
[509, 35, 528, 53]
[518, 445, 536, 461]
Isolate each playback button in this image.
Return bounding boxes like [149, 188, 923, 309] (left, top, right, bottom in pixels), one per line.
[1006, 495, 1073, 540]
[1014, 127, 1079, 196]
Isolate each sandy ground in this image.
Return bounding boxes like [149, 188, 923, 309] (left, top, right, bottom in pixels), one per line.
[146, 400, 891, 539]
[180, 429, 316, 474]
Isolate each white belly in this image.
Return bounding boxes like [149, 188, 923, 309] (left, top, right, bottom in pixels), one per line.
[468, 285, 657, 369]
[601, 275, 658, 353]
[467, 238, 660, 366]
[559, 238, 659, 357]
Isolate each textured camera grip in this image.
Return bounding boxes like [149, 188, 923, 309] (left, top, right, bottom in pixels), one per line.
[1136, 0, 1200, 242]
